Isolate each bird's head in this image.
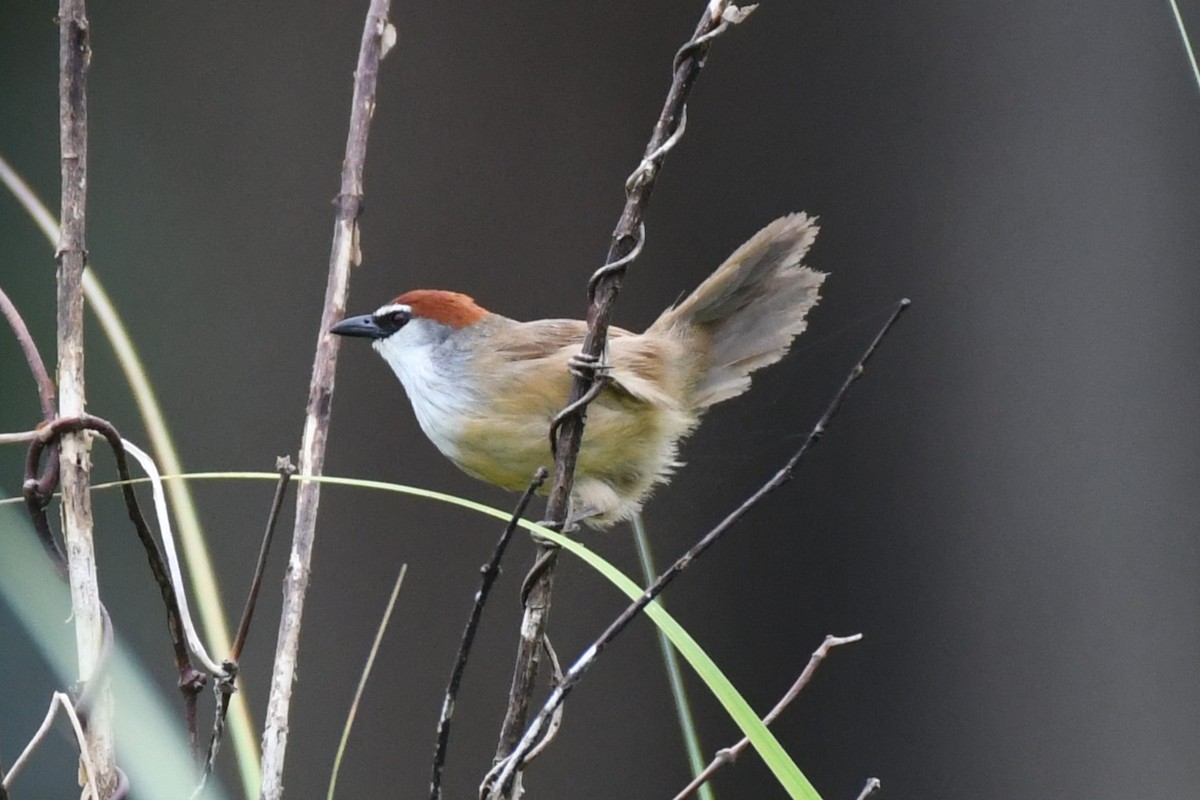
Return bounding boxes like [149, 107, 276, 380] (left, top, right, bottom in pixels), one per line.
[331, 289, 491, 388]
[332, 289, 488, 344]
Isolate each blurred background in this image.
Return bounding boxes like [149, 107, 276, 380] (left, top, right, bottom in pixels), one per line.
[3, 1, 1200, 797]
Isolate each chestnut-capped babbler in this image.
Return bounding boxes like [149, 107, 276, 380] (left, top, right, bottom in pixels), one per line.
[332, 213, 825, 527]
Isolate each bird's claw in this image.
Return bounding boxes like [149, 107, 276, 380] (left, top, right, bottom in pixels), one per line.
[568, 352, 611, 381]
[533, 503, 597, 539]
[531, 523, 565, 546]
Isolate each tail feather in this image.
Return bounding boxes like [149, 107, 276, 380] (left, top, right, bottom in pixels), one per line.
[649, 213, 825, 408]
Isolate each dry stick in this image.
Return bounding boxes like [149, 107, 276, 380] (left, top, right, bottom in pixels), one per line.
[672, 634, 864, 800]
[0, 287, 57, 421]
[479, 633, 567, 796]
[3, 294, 129, 772]
[258, 3, 395, 797]
[429, 468, 548, 800]
[492, 4, 752, 783]
[55, 0, 119, 794]
[194, 458, 297, 797]
[0, 286, 60, 512]
[510, 635, 565, 767]
[233, 456, 298, 662]
[488, 299, 911, 797]
[2, 286, 67, 565]
[2, 692, 98, 795]
[855, 777, 882, 800]
[24, 416, 208, 744]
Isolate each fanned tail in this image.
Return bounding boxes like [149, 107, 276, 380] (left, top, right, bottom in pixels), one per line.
[649, 213, 825, 408]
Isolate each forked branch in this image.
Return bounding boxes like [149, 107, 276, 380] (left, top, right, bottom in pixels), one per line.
[672, 634, 864, 800]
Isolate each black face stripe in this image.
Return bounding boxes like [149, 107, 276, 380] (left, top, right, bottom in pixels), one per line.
[372, 304, 412, 335]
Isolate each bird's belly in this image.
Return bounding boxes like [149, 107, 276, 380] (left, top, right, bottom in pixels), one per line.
[447, 400, 693, 500]
[449, 417, 555, 490]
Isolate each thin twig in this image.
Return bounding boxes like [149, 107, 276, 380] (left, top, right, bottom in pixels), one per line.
[192, 457, 299, 795]
[326, 564, 409, 800]
[672, 634, 863, 800]
[2, 692, 97, 795]
[22, 417, 72, 574]
[0, 287, 57, 421]
[191, 666, 237, 800]
[487, 299, 911, 797]
[479, 634, 565, 798]
[492, 5, 753, 785]
[258, 3, 395, 797]
[232, 456, 298, 661]
[756, 635, 862, 730]
[855, 777, 882, 800]
[518, 634, 566, 766]
[24, 418, 209, 743]
[429, 469, 547, 800]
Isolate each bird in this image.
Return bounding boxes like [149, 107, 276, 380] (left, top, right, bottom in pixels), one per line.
[331, 213, 825, 528]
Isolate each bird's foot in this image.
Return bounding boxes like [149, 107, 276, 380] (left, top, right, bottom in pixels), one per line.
[531, 522, 564, 547]
[531, 504, 598, 540]
[568, 351, 611, 382]
[564, 505, 601, 531]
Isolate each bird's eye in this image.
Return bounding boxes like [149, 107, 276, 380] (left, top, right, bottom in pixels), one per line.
[371, 305, 411, 334]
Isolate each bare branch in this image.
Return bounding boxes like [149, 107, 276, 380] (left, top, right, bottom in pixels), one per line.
[487, 299, 910, 798]
[24, 418, 209, 750]
[479, 634, 566, 799]
[492, 5, 752, 786]
[54, 0, 122, 792]
[672, 634, 863, 800]
[233, 456, 298, 662]
[855, 777, 882, 800]
[3, 692, 97, 795]
[0, 284, 61, 503]
[0, 287, 56, 422]
[192, 457, 298, 795]
[259, 2, 396, 796]
[430, 469, 547, 800]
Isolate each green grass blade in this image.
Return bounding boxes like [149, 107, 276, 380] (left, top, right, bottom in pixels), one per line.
[26, 471, 823, 800]
[631, 512, 715, 800]
[532, 525, 822, 800]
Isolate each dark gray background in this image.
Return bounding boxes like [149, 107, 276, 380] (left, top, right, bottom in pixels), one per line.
[3, 1, 1200, 798]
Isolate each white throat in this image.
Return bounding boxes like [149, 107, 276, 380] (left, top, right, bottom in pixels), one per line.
[372, 319, 476, 460]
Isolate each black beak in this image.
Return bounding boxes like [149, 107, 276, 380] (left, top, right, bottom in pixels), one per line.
[330, 313, 387, 340]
